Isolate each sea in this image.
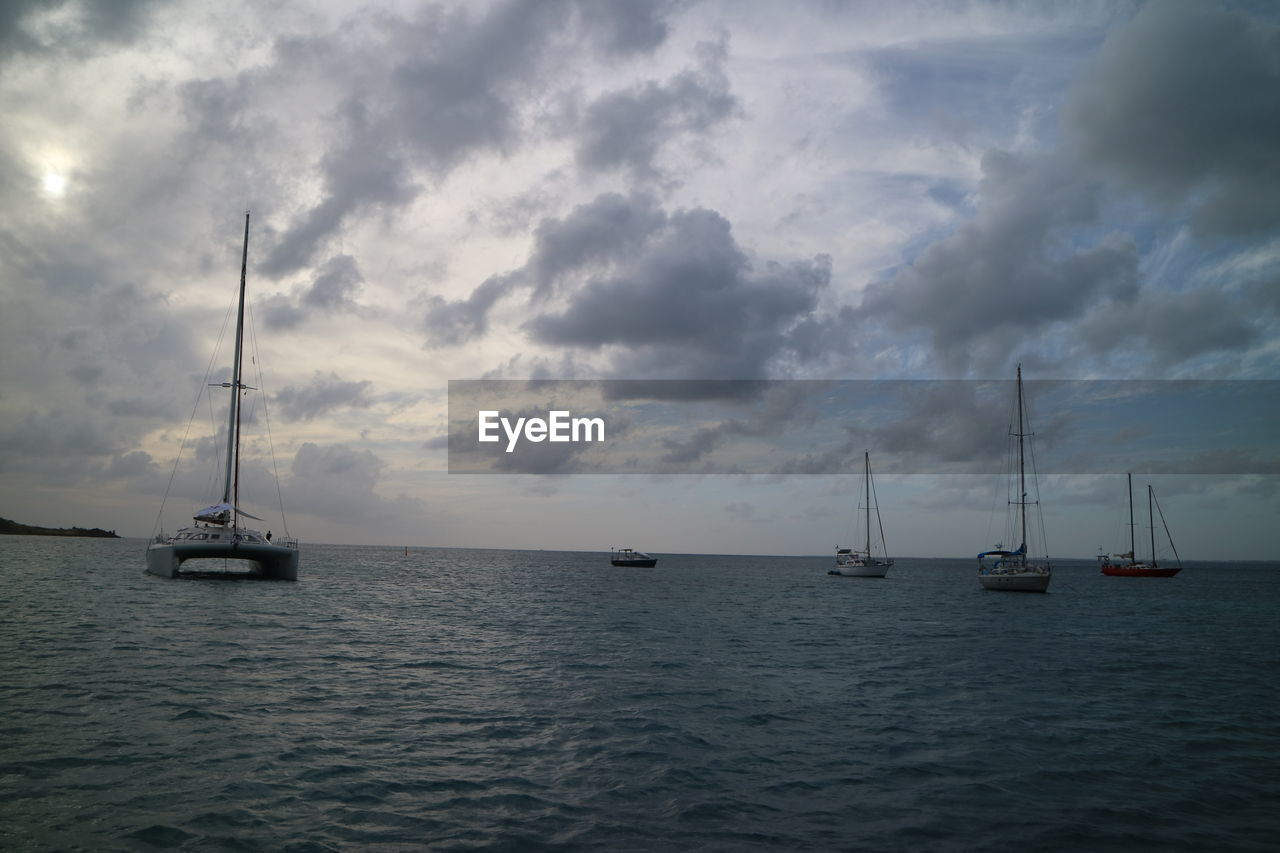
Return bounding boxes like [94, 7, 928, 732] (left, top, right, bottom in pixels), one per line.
[2, 536, 1278, 852]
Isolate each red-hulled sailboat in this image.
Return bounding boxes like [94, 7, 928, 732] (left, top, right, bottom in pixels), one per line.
[1099, 473, 1181, 578]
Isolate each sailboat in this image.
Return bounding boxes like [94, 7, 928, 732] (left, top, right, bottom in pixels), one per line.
[977, 365, 1051, 592]
[1099, 474, 1182, 577]
[829, 451, 893, 578]
[146, 213, 300, 580]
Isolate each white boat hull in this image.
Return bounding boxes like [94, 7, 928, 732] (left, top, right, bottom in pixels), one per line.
[978, 569, 1050, 593]
[146, 539, 299, 580]
[829, 562, 890, 578]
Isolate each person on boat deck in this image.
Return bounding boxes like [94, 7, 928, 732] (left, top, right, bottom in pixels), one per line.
[266, 530, 272, 541]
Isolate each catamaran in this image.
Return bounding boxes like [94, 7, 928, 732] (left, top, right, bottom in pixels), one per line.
[977, 365, 1051, 592]
[829, 451, 893, 578]
[146, 213, 300, 580]
[1098, 473, 1182, 577]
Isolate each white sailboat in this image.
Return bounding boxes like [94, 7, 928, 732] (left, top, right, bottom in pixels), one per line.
[829, 451, 893, 578]
[146, 213, 300, 580]
[977, 365, 1051, 592]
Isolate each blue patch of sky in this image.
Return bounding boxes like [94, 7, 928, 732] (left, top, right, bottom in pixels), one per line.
[924, 179, 970, 212]
[860, 30, 1105, 149]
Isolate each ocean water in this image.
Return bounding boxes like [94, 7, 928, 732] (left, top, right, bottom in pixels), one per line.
[2, 536, 1278, 852]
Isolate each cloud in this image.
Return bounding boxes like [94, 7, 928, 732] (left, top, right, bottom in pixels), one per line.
[259, 0, 686, 277]
[655, 382, 824, 466]
[273, 372, 374, 422]
[105, 449, 156, 480]
[525, 200, 831, 378]
[573, 36, 738, 180]
[427, 191, 832, 380]
[423, 272, 521, 347]
[575, 0, 678, 56]
[0, 0, 159, 60]
[1076, 287, 1262, 370]
[1066, 1, 1280, 236]
[525, 192, 668, 298]
[285, 441, 427, 523]
[260, 99, 417, 277]
[260, 254, 365, 330]
[849, 2, 1280, 377]
[860, 150, 1138, 373]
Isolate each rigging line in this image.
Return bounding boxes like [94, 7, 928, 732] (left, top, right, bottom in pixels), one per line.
[869, 458, 889, 559]
[203, 298, 240, 500]
[147, 295, 238, 548]
[245, 297, 292, 540]
[1024, 383, 1050, 561]
[1152, 487, 1182, 566]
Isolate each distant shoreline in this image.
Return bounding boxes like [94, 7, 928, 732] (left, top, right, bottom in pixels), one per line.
[0, 517, 120, 538]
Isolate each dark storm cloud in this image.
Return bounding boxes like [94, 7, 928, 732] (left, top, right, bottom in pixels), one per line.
[853, 2, 1280, 377]
[285, 441, 428, 522]
[291, 442, 380, 489]
[575, 0, 679, 56]
[261, 0, 686, 278]
[422, 191, 667, 345]
[1076, 286, 1262, 370]
[260, 99, 417, 277]
[1067, 1, 1280, 236]
[105, 450, 156, 479]
[178, 76, 252, 148]
[259, 254, 366, 330]
[599, 379, 771, 402]
[259, 294, 306, 330]
[865, 381, 1016, 469]
[525, 193, 667, 298]
[860, 150, 1138, 372]
[429, 192, 830, 378]
[274, 372, 374, 422]
[303, 254, 363, 309]
[0, 408, 120, 462]
[0, 232, 197, 475]
[655, 383, 822, 466]
[423, 272, 521, 346]
[388, 1, 554, 167]
[526, 203, 831, 378]
[0, 0, 158, 59]
[574, 38, 738, 179]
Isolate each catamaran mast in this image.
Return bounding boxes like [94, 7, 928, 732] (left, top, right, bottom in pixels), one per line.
[221, 211, 250, 523]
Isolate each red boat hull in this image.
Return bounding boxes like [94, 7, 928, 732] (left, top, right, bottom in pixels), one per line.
[1100, 563, 1180, 577]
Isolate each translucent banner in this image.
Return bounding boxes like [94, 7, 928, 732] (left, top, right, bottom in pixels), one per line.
[446, 379, 1279, 475]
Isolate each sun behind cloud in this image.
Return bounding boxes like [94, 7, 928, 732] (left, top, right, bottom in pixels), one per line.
[41, 171, 67, 197]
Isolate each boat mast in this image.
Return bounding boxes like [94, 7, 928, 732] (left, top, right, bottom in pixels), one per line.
[1127, 472, 1135, 564]
[1148, 484, 1157, 568]
[864, 450, 871, 558]
[221, 211, 251, 525]
[1016, 364, 1026, 555]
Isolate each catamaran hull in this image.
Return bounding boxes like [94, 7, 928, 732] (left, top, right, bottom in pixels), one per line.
[146, 541, 299, 580]
[610, 558, 657, 567]
[978, 571, 1051, 592]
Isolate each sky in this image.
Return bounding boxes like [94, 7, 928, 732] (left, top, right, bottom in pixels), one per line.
[1, 0, 1277, 559]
